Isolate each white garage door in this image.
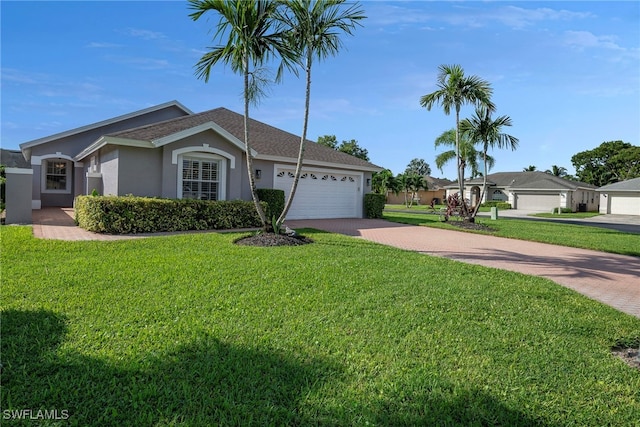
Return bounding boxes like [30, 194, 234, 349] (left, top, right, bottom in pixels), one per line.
[274, 167, 361, 219]
[610, 194, 640, 215]
[516, 193, 561, 211]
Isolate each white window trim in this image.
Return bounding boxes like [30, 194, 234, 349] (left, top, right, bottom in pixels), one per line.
[177, 153, 227, 200]
[171, 144, 235, 169]
[41, 158, 72, 194]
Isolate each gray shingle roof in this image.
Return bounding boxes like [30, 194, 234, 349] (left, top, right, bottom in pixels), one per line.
[1, 149, 30, 168]
[445, 171, 596, 190]
[597, 177, 640, 192]
[108, 107, 381, 170]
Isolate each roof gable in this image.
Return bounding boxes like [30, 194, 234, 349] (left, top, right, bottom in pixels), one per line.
[20, 101, 193, 159]
[597, 177, 640, 192]
[101, 107, 382, 171]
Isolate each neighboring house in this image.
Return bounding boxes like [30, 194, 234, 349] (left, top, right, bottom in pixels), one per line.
[386, 176, 452, 205]
[444, 171, 599, 212]
[17, 101, 382, 220]
[597, 177, 640, 216]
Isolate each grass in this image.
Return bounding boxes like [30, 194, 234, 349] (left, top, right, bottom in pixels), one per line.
[383, 212, 640, 257]
[385, 203, 491, 213]
[2, 226, 639, 426]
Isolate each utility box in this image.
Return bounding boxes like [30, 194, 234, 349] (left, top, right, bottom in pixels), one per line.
[490, 206, 498, 220]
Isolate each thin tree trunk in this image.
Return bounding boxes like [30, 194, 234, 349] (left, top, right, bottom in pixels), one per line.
[455, 106, 468, 218]
[473, 146, 488, 218]
[243, 56, 268, 229]
[277, 51, 312, 227]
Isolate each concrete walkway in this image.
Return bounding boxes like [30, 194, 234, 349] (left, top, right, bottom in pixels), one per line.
[29, 208, 640, 318]
[288, 218, 640, 319]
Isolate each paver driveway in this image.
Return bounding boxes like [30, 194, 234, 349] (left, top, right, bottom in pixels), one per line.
[288, 218, 640, 318]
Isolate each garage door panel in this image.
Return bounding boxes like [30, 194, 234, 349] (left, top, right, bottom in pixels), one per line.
[610, 194, 640, 215]
[517, 193, 560, 211]
[274, 168, 360, 219]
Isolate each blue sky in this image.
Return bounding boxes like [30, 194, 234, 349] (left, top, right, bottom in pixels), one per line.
[2, 1, 638, 179]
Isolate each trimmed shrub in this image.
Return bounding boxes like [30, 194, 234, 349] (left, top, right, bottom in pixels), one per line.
[75, 195, 266, 234]
[552, 207, 573, 214]
[256, 188, 285, 220]
[481, 201, 511, 209]
[364, 193, 386, 218]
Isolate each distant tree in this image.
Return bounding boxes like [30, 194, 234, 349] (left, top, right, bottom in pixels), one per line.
[405, 158, 431, 177]
[420, 64, 495, 219]
[371, 168, 395, 195]
[460, 105, 518, 217]
[545, 165, 568, 177]
[316, 135, 369, 161]
[523, 165, 537, 171]
[317, 134, 338, 149]
[338, 139, 370, 161]
[571, 141, 640, 186]
[395, 173, 427, 207]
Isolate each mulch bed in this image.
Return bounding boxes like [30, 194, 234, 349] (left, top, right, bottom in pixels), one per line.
[235, 232, 313, 247]
[612, 347, 640, 370]
[447, 220, 497, 232]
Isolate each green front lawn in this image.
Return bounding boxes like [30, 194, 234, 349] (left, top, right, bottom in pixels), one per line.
[384, 212, 640, 257]
[2, 226, 639, 426]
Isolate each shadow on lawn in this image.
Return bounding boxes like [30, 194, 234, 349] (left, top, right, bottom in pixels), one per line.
[432, 247, 640, 283]
[1, 309, 341, 426]
[2, 309, 551, 426]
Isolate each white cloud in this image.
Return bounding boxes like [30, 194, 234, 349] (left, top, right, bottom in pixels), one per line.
[87, 42, 122, 48]
[122, 28, 166, 40]
[104, 55, 171, 70]
[492, 6, 593, 29]
[563, 30, 624, 51]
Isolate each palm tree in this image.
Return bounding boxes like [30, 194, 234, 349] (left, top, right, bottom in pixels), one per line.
[406, 174, 428, 207]
[545, 165, 568, 177]
[275, 0, 365, 228]
[420, 64, 495, 218]
[371, 168, 395, 196]
[460, 106, 518, 217]
[189, 0, 296, 229]
[523, 165, 537, 171]
[434, 129, 493, 180]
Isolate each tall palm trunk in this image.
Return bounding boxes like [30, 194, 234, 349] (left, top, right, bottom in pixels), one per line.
[455, 105, 469, 218]
[243, 53, 268, 228]
[277, 51, 312, 226]
[472, 146, 488, 218]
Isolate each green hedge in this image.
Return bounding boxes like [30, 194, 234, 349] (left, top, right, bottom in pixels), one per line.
[364, 193, 386, 219]
[481, 201, 512, 209]
[552, 207, 573, 214]
[75, 195, 265, 234]
[256, 188, 285, 220]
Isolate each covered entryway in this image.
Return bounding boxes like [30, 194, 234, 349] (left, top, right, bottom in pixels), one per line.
[274, 167, 361, 219]
[609, 194, 640, 215]
[516, 193, 562, 211]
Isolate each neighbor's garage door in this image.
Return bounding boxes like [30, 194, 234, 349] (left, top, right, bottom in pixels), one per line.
[516, 193, 560, 211]
[610, 194, 640, 215]
[274, 167, 360, 219]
